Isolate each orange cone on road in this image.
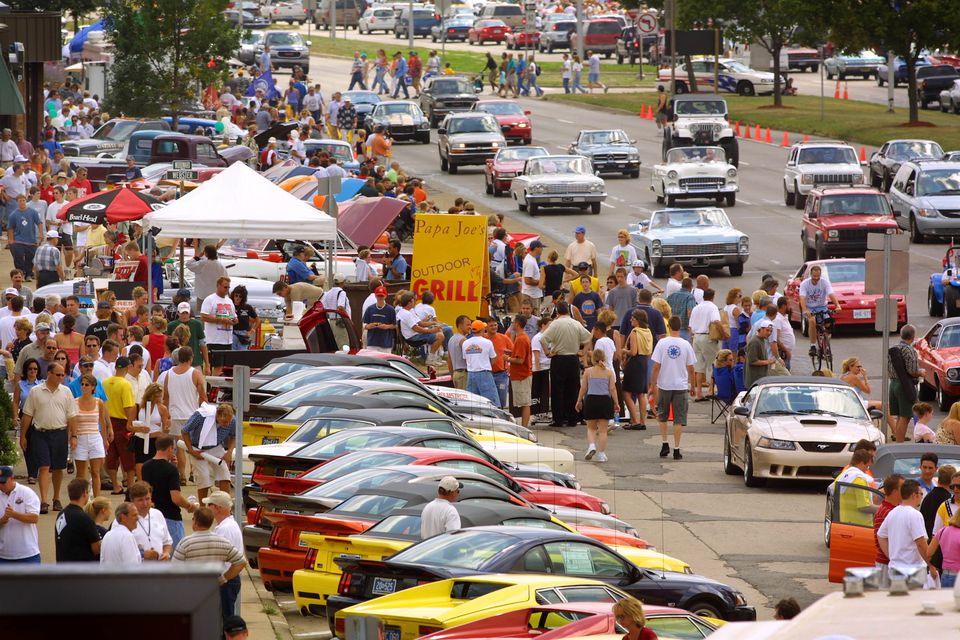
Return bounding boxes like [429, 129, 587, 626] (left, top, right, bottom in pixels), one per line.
[764, 128, 772, 144]
[843, 82, 849, 100]
[803, 134, 809, 144]
[834, 80, 841, 99]
[734, 121, 741, 137]
[647, 105, 655, 120]
[754, 124, 762, 139]
[781, 131, 790, 147]
[744, 124, 752, 139]
[859, 146, 867, 162]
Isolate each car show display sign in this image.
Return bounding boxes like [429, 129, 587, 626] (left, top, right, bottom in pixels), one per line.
[412, 214, 489, 324]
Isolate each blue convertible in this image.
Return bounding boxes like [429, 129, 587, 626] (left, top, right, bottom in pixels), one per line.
[629, 207, 749, 278]
[928, 245, 960, 317]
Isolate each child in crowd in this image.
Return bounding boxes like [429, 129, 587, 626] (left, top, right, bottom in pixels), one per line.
[912, 402, 937, 443]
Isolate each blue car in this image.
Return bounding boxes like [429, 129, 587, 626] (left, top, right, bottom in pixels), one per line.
[928, 246, 960, 317]
[629, 207, 749, 277]
[824, 49, 884, 80]
[162, 117, 244, 140]
[302, 139, 359, 173]
[877, 56, 932, 87]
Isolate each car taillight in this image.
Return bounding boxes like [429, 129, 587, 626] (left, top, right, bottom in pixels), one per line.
[449, 28, 455, 32]
[335, 618, 346, 635]
[268, 526, 280, 548]
[420, 626, 443, 636]
[338, 571, 353, 594]
[416, 579, 431, 586]
[304, 547, 318, 570]
[248, 507, 262, 525]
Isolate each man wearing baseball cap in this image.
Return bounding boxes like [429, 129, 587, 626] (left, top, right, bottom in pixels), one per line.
[522, 240, 545, 310]
[744, 319, 776, 388]
[203, 490, 244, 616]
[0, 464, 41, 562]
[34, 229, 63, 287]
[564, 226, 597, 274]
[420, 476, 462, 539]
[462, 319, 499, 406]
[168, 301, 208, 370]
[223, 615, 248, 639]
[362, 285, 396, 353]
[569, 262, 599, 298]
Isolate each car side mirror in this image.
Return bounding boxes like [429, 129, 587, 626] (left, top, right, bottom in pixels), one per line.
[869, 409, 884, 420]
[630, 139, 637, 144]
[733, 406, 750, 417]
[639, 220, 649, 228]
[437, 128, 446, 135]
[524, 110, 531, 116]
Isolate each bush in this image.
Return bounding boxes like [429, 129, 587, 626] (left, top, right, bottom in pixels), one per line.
[0, 389, 19, 466]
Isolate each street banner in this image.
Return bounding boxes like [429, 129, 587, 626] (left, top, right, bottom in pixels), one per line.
[412, 214, 489, 324]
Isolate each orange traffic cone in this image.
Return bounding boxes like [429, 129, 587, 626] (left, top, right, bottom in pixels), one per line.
[843, 82, 849, 100]
[859, 146, 867, 162]
[803, 134, 809, 144]
[668, 403, 674, 422]
[781, 131, 790, 147]
[744, 123, 752, 139]
[754, 124, 761, 139]
[647, 105, 655, 120]
[764, 128, 773, 144]
[734, 121, 741, 137]
[834, 80, 840, 99]
[639, 105, 645, 118]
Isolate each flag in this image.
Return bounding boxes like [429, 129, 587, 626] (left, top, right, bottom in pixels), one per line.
[245, 69, 280, 102]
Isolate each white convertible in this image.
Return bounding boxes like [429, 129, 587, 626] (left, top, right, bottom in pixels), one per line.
[651, 146, 738, 207]
[510, 154, 606, 216]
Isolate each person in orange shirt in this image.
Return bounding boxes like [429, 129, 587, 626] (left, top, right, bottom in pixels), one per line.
[508, 315, 533, 426]
[485, 318, 513, 409]
[411, 179, 427, 204]
[367, 125, 392, 166]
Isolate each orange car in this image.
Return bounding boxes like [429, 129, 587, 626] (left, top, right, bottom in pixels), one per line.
[826, 480, 884, 583]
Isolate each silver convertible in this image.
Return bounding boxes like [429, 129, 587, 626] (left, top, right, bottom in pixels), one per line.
[628, 207, 748, 277]
[651, 146, 738, 207]
[510, 155, 607, 216]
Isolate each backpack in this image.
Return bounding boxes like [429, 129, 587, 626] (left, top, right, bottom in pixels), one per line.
[535, 63, 542, 77]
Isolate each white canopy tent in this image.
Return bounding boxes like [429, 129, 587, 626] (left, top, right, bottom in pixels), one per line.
[144, 162, 336, 240]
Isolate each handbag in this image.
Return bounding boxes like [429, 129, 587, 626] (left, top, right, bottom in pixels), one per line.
[769, 358, 791, 377]
[708, 319, 730, 342]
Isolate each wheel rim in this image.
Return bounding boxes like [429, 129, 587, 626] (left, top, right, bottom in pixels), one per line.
[723, 431, 731, 467]
[744, 442, 752, 482]
[692, 606, 718, 618]
[824, 513, 831, 546]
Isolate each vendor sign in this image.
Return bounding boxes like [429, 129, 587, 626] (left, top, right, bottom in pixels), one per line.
[412, 214, 488, 324]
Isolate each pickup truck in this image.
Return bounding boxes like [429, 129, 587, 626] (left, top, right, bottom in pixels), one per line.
[917, 64, 960, 109]
[62, 118, 171, 158]
[801, 187, 899, 259]
[70, 132, 251, 186]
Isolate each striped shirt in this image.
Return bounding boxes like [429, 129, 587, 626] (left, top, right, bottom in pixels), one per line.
[172, 531, 244, 573]
[666, 289, 697, 331]
[33, 243, 61, 272]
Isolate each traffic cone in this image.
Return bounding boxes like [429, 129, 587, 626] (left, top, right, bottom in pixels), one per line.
[668, 403, 674, 422]
[639, 105, 645, 118]
[859, 146, 867, 162]
[764, 128, 773, 144]
[754, 124, 761, 139]
[843, 82, 849, 100]
[781, 131, 790, 147]
[646, 105, 655, 120]
[803, 134, 809, 144]
[744, 124, 752, 139]
[834, 80, 840, 99]
[734, 121, 741, 137]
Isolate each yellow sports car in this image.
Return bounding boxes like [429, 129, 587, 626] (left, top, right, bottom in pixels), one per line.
[332, 574, 630, 640]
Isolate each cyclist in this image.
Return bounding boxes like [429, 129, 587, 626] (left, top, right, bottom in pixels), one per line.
[799, 265, 842, 358]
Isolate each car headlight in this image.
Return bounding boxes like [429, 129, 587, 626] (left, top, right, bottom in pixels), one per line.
[756, 436, 796, 450]
[667, 170, 678, 179]
[530, 184, 546, 193]
[738, 237, 749, 254]
[733, 591, 747, 606]
[713, 123, 722, 134]
[589, 182, 603, 192]
[516, 122, 529, 128]
[828, 229, 839, 239]
[491, 142, 501, 148]
[456, 143, 466, 149]
[917, 207, 939, 218]
[801, 174, 815, 184]
[600, 501, 611, 515]
[727, 168, 737, 177]
[852, 173, 864, 183]
[948, 367, 960, 382]
[419, 121, 429, 129]
[651, 240, 662, 257]
[629, 153, 639, 160]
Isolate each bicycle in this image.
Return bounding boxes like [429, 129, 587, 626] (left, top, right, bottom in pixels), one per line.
[808, 309, 835, 372]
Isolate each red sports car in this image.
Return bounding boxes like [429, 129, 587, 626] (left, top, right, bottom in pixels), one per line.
[473, 99, 534, 144]
[484, 146, 549, 196]
[915, 317, 960, 410]
[784, 259, 907, 334]
[505, 30, 541, 49]
[468, 19, 509, 44]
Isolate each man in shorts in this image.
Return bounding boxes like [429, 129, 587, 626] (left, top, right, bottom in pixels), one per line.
[650, 316, 696, 460]
[887, 324, 923, 443]
[181, 403, 236, 501]
[21, 363, 76, 513]
[508, 315, 533, 426]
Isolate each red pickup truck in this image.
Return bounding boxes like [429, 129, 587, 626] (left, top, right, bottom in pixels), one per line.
[801, 186, 900, 260]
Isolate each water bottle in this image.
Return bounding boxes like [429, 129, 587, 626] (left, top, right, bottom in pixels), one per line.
[614, 414, 621, 426]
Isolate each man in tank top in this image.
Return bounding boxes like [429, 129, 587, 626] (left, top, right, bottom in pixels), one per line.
[162, 346, 206, 483]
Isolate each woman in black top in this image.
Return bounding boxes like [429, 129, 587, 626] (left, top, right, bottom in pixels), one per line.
[542, 249, 577, 296]
[230, 285, 260, 350]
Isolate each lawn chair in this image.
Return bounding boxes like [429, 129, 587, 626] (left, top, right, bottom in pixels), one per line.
[711, 365, 739, 424]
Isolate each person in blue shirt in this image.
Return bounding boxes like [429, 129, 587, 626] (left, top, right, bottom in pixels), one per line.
[124, 157, 142, 181]
[362, 286, 397, 352]
[42, 130, 63, 157]
[7, 195, 43, 279]
[286, 246, 321, 285]
[67, 357, 108, 401]
[392, 52, 410, 99]
[384, 239, 407, 281]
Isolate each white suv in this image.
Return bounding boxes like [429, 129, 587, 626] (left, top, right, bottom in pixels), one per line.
[783, 142, 864, 209]
[359, 6, 396, 33]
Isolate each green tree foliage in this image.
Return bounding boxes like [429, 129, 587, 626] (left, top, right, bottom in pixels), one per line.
[6, 0, 102, 32]
[103, 0, 239, 125]
[0, 389, 19, 467]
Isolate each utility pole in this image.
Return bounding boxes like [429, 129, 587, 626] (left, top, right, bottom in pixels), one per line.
[331, 0, 337, 41]
[575, 0, 584, 61]
[668, 0, 676, 93]
[408, 0, 415, 51]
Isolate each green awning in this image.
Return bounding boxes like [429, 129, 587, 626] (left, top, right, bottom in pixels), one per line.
[0, 62, 25, 115]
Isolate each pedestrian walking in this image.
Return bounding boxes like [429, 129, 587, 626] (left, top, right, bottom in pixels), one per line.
[526, 55, 544, 97]
[521, 240, 545, 311]
[929, 498, 960, 587]
[666, 277, 697, 342]
[203, 491, 244, 616]
[391, 52, 410, 99]
[688, 288, 723, 402]
[585, 50, 608, 93]
[55, 477, 100, 562]
[0, 464, 40, 563]
[485, 52, 499, 93]
[73, 372, 111, 497]
[181, 403, 236, 501]
[656, 85, 669, 130]
[650, 316, 696, 460]
[576, 348, 617, 463]
[408, 51, 423, 96]
[571, 55, 587, 94]
[622, 309, 653, 430]
[7, 194, 43, 278]
[888, 324, 923, 443]
[508, 315, 533, 427]
[20, 363, 75, 513]
[173, 507, 246, 622]
[463, 319, 499, 406]
[348, 51, 368, 90]
[142, 435, 198, 551]
[373, 50, 390, 95]
[103, 356, 136, 494]
[540, 301, 592, 427]
[99, 502, 141, 565]
[33, 230, 63, 288]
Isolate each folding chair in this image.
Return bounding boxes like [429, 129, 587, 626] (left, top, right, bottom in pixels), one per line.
[711, 366, 737, 424]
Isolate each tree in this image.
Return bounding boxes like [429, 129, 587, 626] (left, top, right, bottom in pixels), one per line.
[6, 0, 103, 32]
[103, 0, 239, 126]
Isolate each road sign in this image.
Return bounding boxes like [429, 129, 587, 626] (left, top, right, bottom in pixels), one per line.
[874, 297, 899, 333]
[164, 170, 199, 181]
[637, 11, 658, 35]
[171, 160, 193, 170]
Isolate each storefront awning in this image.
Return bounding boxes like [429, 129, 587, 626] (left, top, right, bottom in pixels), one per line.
[0, 62, 25, 115]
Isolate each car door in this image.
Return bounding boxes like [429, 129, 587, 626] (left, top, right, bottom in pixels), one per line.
[727, 388, 753, 466]
[803, 193, 820, 247]
[784, 147, 799, 187]
[827, 481, 884, 582]
[887, 166, 913, 224]
[915, 323, 943, 390]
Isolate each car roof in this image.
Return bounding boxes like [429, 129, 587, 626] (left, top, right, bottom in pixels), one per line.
[446, 111, 493, 119]
[793, 140, 853, 148]
[441, 525, 592, 542]
[752, 375, 855, 388]
[426, 573, 609, 588]
[910, 161, 957, 170]
[886, 138, 940, 145]
[931, 316, 960, 327]
[809, 186, 883, 196]
[265, 353, 384, 366]
[532, 154, 582, 161]
[308, 408, 454, 423]
[580, 129, 626, 134]
[672, 95, 726, 102]
[383, 500, 547, 524]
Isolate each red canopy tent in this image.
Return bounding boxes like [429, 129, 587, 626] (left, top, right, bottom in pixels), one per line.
[57, 187, 163, 225]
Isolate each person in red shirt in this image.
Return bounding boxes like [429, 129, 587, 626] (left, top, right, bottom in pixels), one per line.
[613, 597, 658, 640]
[68, 166, 93, 197]
[123, 241, 151, 289]
[38, 174, 55, 204]
[508, 314, 533, 426]
[874, 473, 904, 584]
[485, 318, 513, 410]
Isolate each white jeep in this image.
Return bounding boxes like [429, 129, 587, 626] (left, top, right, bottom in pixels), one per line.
[782, 141, 865, 209]
[662, 96, 739, 167]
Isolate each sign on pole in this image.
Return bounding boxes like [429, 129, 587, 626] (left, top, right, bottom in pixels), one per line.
[171, 160, 193, 170]
[637, 11, 658, 35]
[412, 215, 488, 324]
[164, 170, 199, 182]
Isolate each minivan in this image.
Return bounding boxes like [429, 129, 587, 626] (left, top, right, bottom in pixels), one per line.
[395, 7, 440, 38]
[568, 19, 622, 57]
[478, 3, 524, 30]
[313, 0, 363, 29]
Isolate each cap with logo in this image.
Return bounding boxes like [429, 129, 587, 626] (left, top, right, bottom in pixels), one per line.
[470, 319, 486, 332]
[375, 286, 388, 296]
[576, 262, 590, 270]
[177, 302, 192, 314]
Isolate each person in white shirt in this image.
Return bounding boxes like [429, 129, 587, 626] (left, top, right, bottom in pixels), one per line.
[609, 230, 638, 275]
[203, 489, 245, 610]
[692, 275, 709, 305]
[662, 263, 684, 298]
[521, 240, 545, 310]
[414, 291, 452, 347]
[200, 277, 237, 371]
[877, 479, 938, 584]
[397, 292, 443, 365]
[0, 466, 41, 562]
[288, 129, 306, 164]
[325, 158, 349, 178]
[100, 502, 143, 565]
[462, 320, 498, 406]
[420, 476, 461, 539]
[626, 260, 663, 294]
[799, 265, 841, 357]
[650, 316, 697, 460]
[118, 481, 172, 560]
[687, 288, 722, 401]
[320, 277, 351, 318]
[774, 298, 796, 370]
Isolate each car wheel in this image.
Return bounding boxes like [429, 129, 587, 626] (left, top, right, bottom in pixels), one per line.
[910, 214, 925, 244]
[929, 284, 945, 317]
[826, 70, 834, 80]
[883, 170, 892, 192]
[590, 202, 601, 215]
[941, 100, 950, 113]
[529, 203, 539, 216]
[954, 99, 960, 115]
[674, 81, 688, 94]
[687, 600, 723, 620]
[938, 377, 955, 411]
[794, 184, 806, 210]
[419, 133, 430, 144]
[783, 181, 795, 206]
[743, 440, 764, 487]
[918, 377, 935, 401]
[449, 162, 458, 174]
[737, 81, 755, 97]
[728, 262, 743, 277]
[630, 169, 640, 178]
[518, 193, 527, 212]
[725, 192, 736, 207]
[723, 429, 739, 475]
[666, 194, 676, 207]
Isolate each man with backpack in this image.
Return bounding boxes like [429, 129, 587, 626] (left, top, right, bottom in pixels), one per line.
[526, 56, 544, 97]
[258, 137, 280, 171]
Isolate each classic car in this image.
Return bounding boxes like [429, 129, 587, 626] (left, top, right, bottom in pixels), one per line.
[302, 138, 360, 171]
[245, 366, 450, 405]
[431, 16, 473, 42]
[417, 602, 722, 640]
[467, 19, 509, 45]
[939, 79, 960, 114]
[945, 151, 960, 162]
[505, 29, 541, 49]
[657, 58, 776, 96]
[928, 245, 960, 318]
[800, 187, 899, 259]
[782, 141, 865, 209]
[723, 376, 885, 487]
[784, 259, 906, 334]
[485, 146, 549, 196]
[823, 49, 885, 80]
[877, 56, 931, 86]
[420, 76, 481, 127]
[916, 318, 960, 409]
[650, 146, 737, 206]
[930, 53, 960, 69]
[566, 129, 640, 178]
[359, 6, 397, 33]
[869, 139, 944, 190]
[61, 117, 171, 158]
[238, 352, 448, 392]
[328, 528, 754, 631]
[662, 96, 738, 167]
[236, 29, 266, 64]
[438, 112, 506, 173]
[471, 99, 533, 144]
[293, 505, 674, 614]
[363, 101, 431, 143]
[511, 155, 606, 216]
[340, 90, 381, 124]
[778, 46, 821, 72]
[216, 237, 378, 283]
[887, 160, 960, 241]
[260, 30, 311, 73]
[161, 116, 245, 140]
[628, 207, 748, 277]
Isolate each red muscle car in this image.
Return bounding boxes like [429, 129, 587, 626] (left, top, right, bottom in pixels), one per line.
[468, 19, 509, 44]
[916, 317, 960, 410]
[472, 99, 534, 144]
[484, 146, 549, 196]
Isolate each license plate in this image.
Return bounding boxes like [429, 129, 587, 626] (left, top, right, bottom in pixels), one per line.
[298, 531, 320, 547]
[853, 309, 871, 319]
[562, 197, 574, 202]
[385, 628, 401, 640]
[372, 577, 397, 595]
[261, 437, 279, 445]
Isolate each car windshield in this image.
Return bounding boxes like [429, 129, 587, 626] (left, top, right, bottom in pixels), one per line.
[255, 360, 309, 379]
[390, 529, 519, 569]
[304, 142, 352, 163]
[893, 456, 960, 477]
[673, 100, 726, 116]
[330, 494, 409, 516]
[817, 261, 864, 284]
[265, 32, 303, 46]
[818, 194, 891, 215]
[723, 60, 753, 73]
[666, 147, 726, 163]
[94, 120, 140, 141]
[447, 116, 500, 134]
[498, 147, 548, 162]
[476, 102, 525, 116]
[888, 141, 944, 160]
[650, 209, 731, 229]
[917, 169, 960, 196]
[526, 157, 591, 176]
[798, 147, 858, 164]
[580, 130, 630, 145]
[302, 450, 415, 482]
[343, 92, 378, 105]
[302, 468, 414, 501]
[754, 385, 869, 420]
[448, 18, 473, 25]
[262, 383, 362, 407]
[374, 9, 394, 16]
[364, 513, 423, 537]
[938, 325, 960, 348]
[282, 404, 355, 427]
[431, 79, 474, 95]
[261, 369, 351, 393]
[241, 31, 264, 45]
[377, 103, 420, 116]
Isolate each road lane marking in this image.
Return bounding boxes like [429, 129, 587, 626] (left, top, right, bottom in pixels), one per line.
[738, 199, 754, 205]
[770, 259, 781, 265]
[602, 202, 616, 209]
[558, 119, 574, 124]
[740, 161, 751, 166]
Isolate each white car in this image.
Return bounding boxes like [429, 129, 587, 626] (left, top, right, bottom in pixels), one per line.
[359, 6, 397, 33]
[939, 78, 960, 114]
[657, 58, 776, 96]
[723, 376, 884, 487]
[783, 141, 865, 209]
[266, 0, 308, 24]
[651, 146, 738, 207]
[510, 154, 606, 216]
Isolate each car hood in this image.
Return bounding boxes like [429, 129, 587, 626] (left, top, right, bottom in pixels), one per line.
[492, 114, 530, 126]
[641, 568, 734, 591]
[376, 112, 423, 125]
[755, 415, 879, 442]
[578, 144, 637, 154]
[644, 226, 743, 242]
[675, 115, 727, 124]
[446, 132, 504, 144]
[817, 215, 898, 228]
[932, 346, 960, 362]
[918, 194, 960, 209]
[493, 159, 527, 172]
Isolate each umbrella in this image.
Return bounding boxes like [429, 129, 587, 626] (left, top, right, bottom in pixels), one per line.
[58, 187, 164, 225]
[337, 196, 410, 248]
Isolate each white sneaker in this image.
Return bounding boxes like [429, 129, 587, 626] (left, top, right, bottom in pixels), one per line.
[596, 452, 608, 463]
[585, 445, 597, 461]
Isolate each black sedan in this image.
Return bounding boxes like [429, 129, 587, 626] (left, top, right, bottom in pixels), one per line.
[431, 17, 473, 42]
[341, 90, 381, 126]
[327, 527, 756, 623]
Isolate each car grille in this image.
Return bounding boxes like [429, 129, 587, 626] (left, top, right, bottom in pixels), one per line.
[496, 171, 517, 178]
[438, 100, 475, 109]
[544, 183, 593, 194]
[390, 125, 416, 134]
[835, 229, 871, 242]
[661, 242, 738, 256]
[277, 51, 301, 58]
[796, 466, 842, 477]
[592, 153, 630, 163]
[797, 441, 848, 453]
[464, 143, 495, 151]
[679, 177, 724, 188]
[812, 173, 860, 185]
[689, 123, 718, 136]
[939, 209, 960, 218]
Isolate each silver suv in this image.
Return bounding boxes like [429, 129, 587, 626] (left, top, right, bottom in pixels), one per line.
[782, 141, 864, 209]
[539, 20, 576, 53]
[888, 160, 960, 242]
[438, 113, 506, 174]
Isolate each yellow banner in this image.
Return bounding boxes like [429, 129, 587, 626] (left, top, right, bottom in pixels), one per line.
[412, 214, 489, 324]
